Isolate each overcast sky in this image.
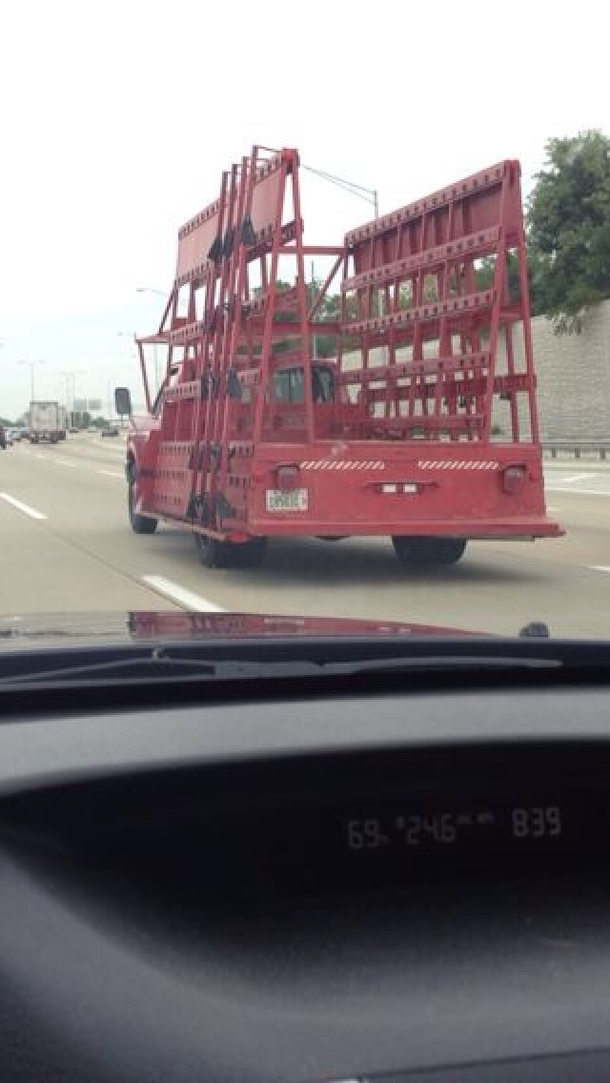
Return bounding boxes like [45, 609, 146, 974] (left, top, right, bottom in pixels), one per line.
[1, 0, 607, 419]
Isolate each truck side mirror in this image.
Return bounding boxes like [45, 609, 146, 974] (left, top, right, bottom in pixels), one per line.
[114, 387, 132, 417]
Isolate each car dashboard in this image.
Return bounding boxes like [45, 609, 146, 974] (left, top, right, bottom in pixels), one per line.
[0, 647, 610, 1081]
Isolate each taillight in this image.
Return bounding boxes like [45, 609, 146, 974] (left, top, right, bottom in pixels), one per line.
[502, 466, 527, 494]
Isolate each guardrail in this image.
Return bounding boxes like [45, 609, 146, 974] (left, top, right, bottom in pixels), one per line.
[543, 441, 610, 461]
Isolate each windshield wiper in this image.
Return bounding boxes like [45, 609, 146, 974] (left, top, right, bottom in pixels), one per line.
[0, 647, 561, 687]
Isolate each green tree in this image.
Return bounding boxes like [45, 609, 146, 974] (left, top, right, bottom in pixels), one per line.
[307, 279, 341, 358]
[474, 252, 547, 316]
[526, 130, 610, 333]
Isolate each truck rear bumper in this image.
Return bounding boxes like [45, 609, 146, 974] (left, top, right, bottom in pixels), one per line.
[245, 516, 564, 540]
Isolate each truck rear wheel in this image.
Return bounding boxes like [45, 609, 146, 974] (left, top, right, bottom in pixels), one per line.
[234, 536, 267, 568]
[392, 536, 467, 566]
[195, 533, 267, 569]
[128, 481, 158, 535]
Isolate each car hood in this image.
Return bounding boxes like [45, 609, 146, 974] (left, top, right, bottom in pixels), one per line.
[0, 611, 481, 649]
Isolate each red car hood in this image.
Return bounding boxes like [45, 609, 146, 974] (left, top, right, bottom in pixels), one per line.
[0, 610, 481, 648]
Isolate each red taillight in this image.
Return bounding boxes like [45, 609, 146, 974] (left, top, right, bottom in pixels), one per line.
[502, 466, 527, 494]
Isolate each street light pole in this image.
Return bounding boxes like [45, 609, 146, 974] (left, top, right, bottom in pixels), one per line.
[127, 301, 163, 391]
[117, 332, 137, 366]
[136, 287, 166, 297]
[18, 359, 45, 402]
[136, 290, 164, 388]
[60, 370, 84, 427]
[301, 163, 379, 219]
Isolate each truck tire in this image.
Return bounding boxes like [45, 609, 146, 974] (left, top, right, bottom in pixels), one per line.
[234, 536, 267, 568]
[392, 536, 467, 566]
[195, 533, 267, 569]
[128, 481, 158, 535]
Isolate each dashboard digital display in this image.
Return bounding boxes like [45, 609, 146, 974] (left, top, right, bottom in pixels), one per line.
[341, 803, 564, 854]
[37, 745, 610, 900]
[252, 793, 594, 891]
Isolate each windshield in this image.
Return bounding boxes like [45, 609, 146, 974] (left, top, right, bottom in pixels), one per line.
[1, 0, 608, 641]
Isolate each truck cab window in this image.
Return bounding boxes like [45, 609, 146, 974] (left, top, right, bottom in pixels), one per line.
[312, 365, 335, 403]
[271, 365, 333, 404]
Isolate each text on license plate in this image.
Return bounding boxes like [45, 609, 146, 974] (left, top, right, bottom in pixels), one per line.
[265, 488, 309, 512]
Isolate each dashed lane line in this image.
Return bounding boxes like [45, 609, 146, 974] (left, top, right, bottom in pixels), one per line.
[544, 487, 610, 496]
[0, 501, 220, 612]
[14, 448, 124, 477]
[0, 493, 48, 520]
[141, 575, 225, 613]
[556, 474, 595, 484]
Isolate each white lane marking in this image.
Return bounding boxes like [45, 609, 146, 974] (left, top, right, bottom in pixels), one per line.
[558, 474, 595, 483]
[141, 575, 225, 612]
[0, 493, 47, 520]
[544, 461, 610, 468]
[590, 566, 610, 574]
[544, 486, 610, 496]
[98, 469, 123, 478]
[54, 458, 76, 468]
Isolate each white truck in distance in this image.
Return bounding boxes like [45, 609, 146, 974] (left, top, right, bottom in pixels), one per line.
[29, 401, 64, 444]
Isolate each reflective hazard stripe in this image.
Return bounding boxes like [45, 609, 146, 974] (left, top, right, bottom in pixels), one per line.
[300, 460, 385, 471]
[417, 460, 499, 471]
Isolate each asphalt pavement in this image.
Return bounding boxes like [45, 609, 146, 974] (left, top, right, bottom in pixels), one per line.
[1, 434, 609, 637]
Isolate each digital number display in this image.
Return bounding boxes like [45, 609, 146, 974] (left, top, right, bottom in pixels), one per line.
[177, 773, 610, 898]
[344, 805, 563, 855]
[246, 794, 595, 895]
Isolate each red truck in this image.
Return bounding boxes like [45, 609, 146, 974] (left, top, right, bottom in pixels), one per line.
[117, 146, 561, 568]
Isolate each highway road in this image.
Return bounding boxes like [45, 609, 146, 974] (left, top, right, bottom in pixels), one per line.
[1, 434, 609, 637]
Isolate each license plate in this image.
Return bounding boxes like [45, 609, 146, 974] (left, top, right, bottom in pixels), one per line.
[265, 488, 309, 512]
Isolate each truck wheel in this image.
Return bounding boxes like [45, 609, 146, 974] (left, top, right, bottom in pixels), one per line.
[233, 536, 267, 568]
[195, 534, 232, 568]
[128, 481, 158, 535]
[195, 534, 267, 569]
[392, 536, 467, 566]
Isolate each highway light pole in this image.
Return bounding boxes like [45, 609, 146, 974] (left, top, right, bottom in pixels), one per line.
[301, 164, 379, 361]
[117, 331, 138, 364]
[136, 288, 166, 388]
[301, 163, 379, 219]
[61, 370, 84, 426]
[18, 359, 45, 402]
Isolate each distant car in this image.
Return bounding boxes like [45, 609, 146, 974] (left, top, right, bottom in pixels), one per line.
[69, 426, 79, 434]
[7, 428, 20, 442]
[101, 425, 120, 438]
